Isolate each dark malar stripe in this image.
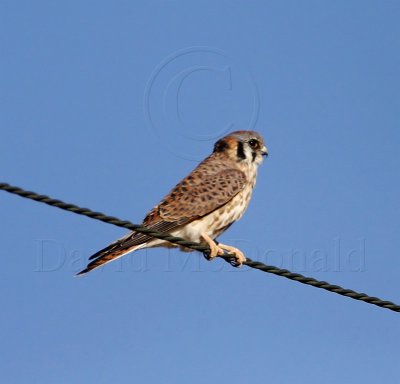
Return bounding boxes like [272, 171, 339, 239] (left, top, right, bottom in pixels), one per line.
[252, 152, 257, 162]
[237, 142, 246, 160]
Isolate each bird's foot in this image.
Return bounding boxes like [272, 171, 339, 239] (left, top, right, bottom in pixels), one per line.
[201, 233, 221, 259]
[201, 233, 246, 267]
[217, 243, 246, 266]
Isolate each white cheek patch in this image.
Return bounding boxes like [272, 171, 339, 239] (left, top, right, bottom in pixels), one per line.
[243, 145, 253, 163]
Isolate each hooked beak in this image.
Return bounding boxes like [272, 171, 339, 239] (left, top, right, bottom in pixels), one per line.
[261, 146, 268, 157]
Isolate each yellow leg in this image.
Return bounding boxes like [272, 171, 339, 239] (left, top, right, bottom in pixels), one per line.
[217, 243, 247, 266]
[201, 234, 246, 266]
[201, 233, 224, 259]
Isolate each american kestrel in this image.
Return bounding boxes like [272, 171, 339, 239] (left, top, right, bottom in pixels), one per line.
[77, 130, 268, 275]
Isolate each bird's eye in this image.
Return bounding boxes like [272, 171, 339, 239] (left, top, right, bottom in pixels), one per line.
[248, 139, 259, 149]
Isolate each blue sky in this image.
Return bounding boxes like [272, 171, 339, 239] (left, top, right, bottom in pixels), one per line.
[1, 1, 399, 383]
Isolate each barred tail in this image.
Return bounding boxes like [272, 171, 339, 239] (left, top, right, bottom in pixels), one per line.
[76, 243, 146, 276]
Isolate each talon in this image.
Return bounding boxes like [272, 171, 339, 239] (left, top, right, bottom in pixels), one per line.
[217, 243, 246, 266]
[201, 233, 219, 259]
[201, 234, 246, 266]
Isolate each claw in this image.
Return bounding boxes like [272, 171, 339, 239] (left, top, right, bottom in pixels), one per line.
[217, 243, 246, 266]
[201, 233, 219, 259]
[201, 233, 246, 266]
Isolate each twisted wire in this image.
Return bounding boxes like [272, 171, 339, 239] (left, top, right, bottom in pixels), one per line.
[1, 182, 399, 313]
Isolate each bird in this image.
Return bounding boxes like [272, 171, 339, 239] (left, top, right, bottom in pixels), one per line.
[77, 130, 268, 275]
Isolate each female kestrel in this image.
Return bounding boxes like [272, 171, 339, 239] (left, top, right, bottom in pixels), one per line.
[78, 130, 268, 275]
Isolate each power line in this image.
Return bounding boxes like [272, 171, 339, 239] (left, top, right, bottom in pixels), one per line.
[1, 181, 399, 313]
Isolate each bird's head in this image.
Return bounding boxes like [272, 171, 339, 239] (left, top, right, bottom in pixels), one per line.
[213, 130, 268, 166]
